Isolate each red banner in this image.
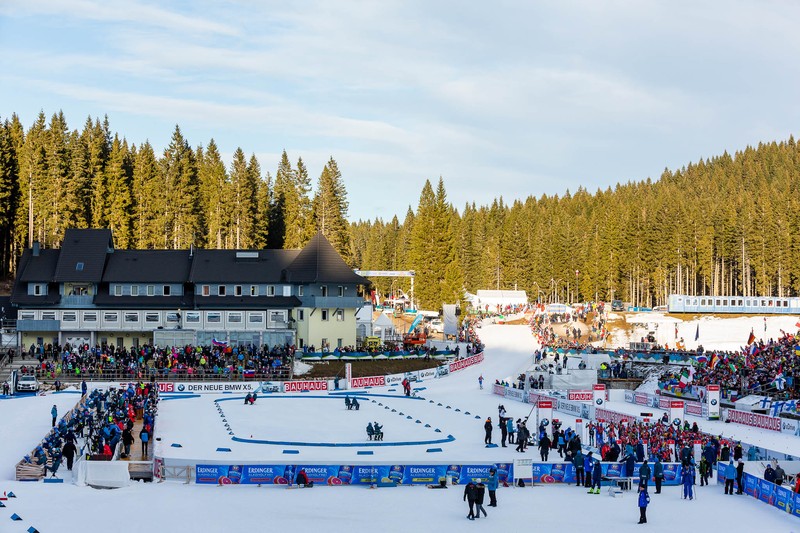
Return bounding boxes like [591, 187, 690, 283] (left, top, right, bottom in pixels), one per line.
[727, 409, 781, 432]
[670, 401, 685, 409]
[448, 352, 484, 373]
[593, 384, 606, 391]
[284, 380, 328, 392]
[568, 391, 593, 402]
[684, 401, 702, 416]
[350, 376, 386, 389]
[538, 400, 553, 408]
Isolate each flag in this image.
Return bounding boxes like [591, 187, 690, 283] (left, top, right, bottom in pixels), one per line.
[746, 330, 755, 346]
[212, 338, 228, 347]
[771, 373, 786, 391]
[795, 320, 800, 329]
[695, 354, 708, 364]
[695, 324, 700, 341]
[678, 367, 693, 389]
[709, 353, 719, 369]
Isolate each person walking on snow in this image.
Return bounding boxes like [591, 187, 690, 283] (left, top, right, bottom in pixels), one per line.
[589, 456, 602, 494]
[464, 480, 477, 520]
[653, 456, 664, 494]
[639, 459, 651, 489]
[474, 479, 488, 518]
[637, 485, 650, 524]
[682, 463, 694, 500]
[484, 418, 493, 445]
[478, 375, 484, 389]
[51, 404, 57, 427]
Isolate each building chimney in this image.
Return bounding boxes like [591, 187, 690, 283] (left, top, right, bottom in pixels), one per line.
[32, 241, 40, 257]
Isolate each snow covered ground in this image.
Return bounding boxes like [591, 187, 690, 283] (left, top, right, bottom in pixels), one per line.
[0, 323, 798, 532]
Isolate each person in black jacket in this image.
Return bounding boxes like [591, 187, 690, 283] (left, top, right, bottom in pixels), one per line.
[538, 433, 550, 460]
[474, 480, 488, 518]
[484, 418, 493, 445]
[464, 481, 477, 520]
[736, 459, 745, 494]
[62, 440, 77, 471]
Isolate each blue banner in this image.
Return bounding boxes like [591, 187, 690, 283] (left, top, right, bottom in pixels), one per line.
[775, 485, 793, 513]
[744, 473, 758, 496]
[757, 479, 775, 505]
[527, 462, 683, 486]
[196, 463, 512, 485]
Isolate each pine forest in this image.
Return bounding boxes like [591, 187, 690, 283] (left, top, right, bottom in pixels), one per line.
[1, 111, 800, 311]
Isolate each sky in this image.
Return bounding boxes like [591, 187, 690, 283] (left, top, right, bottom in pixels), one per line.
[1, 1, 800, 222]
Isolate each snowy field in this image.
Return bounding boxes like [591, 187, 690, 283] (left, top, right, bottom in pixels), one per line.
[1, 323, 799, 532]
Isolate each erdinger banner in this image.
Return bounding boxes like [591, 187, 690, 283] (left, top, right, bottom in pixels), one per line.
[530, 463, 683, 486]
[706, 384, 720, 420]
[196, 463, 512, 486]
[592, 384, 606, 407]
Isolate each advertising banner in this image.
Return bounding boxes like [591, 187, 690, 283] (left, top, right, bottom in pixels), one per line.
[436, 365, 449, 377]
[197, 463, 512, 486]
[780, 417, 800, 436]
[345, 363, 352, 389]
[173, 382, 258, 394]
[775, 485, 793, 513]
[556, 399, 582, 417]
[757, 479, 775, 504]
[744, 472, 757, 496]
[448, 352, 484, 373]
[624, 390, 634, 403]
[349, 376, 386, 389]
[684, 401, 702, 417]
[418, 368, 437, 381]
[259, 381, 282, 393]
[538, 400, 554, 439]
[727, 409, 782, 432]
[493, 383, 505, 396]
[505, 387, 525, 402]
[593, 384, 606, 407]
[568, 390, 593, 402]
[530, 463, 682, 486]
[669, 401, 684, 426]
[706, 384, 721, 420]
[595, 408, 629, 425]
[283, 380, 329, 393]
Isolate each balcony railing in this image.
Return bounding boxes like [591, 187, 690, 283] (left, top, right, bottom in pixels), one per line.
[61, 295, 94, 307]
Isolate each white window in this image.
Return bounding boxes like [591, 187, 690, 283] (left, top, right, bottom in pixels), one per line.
[114, 285, 122, 296]
[186, 312, 200, 323]
[103, 312, 118, 322]
[166, 312, 180, 323]
[298, 286, 304, 296]
[218, 285, 226, 296]
[147, 285, 155, 296]
[83, 312, 97, 322]
[62, 312, 77, 322]
[248, 313, 264, 324]
[228, 312, 242, 323]
[33, 283, 45, 296]
[163, 285, 171, 296]
[124, 312, 139, 323]
[267, 285, 275, 296]
[321, 286, 328, 297]
[234, 285, 242, 296]
[321, 309, 329, 321]
[145, 312, 159, 323]
[335, 309, 344, 322]
[131, 285, 139, 296]
[207, 312, 222, 323]
[250, 285, 258, 296]
[19, 312, 35, 320]
[338, 286, 344, 297]
[282, 285, 291, 297]
[42, 311, 56, 320]
[202, 285, 210, 296]
[269, 311, 287, 325]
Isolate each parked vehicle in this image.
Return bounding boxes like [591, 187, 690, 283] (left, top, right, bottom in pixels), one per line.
[16, 374, 39, 393]
[428, 319, 444, 333]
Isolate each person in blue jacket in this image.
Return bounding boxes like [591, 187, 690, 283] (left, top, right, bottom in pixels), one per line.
[681, 463, 694, 500]
[747, 445, 759, 461]
[638, 485, 651, 524]
[486, 468, 499, 507]
[589, 456, 602, 494]
[639, 459, 651, 488]
[724, 460, 736, 494]
[621, 452, 636, 478]
[573, 449, 585, 486]
[635, 440, 645, 462]
[81, 380, 87, 396]
[51, 405, 58, 427]
[583, 451, 595, 488]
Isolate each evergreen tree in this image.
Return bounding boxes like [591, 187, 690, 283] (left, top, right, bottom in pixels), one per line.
[131, 141, 161, 248]
[104, 135, 133, 247]
[312, 157, 351, 262]
[159, 125, 199, 248]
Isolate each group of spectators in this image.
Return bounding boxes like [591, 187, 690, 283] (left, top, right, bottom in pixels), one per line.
[22, 380, 159, 478]
[659, 330, 799, 400]
[21, 342, 294, 381]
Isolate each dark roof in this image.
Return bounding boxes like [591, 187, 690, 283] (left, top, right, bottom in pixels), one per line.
[194, 296, 302, 309]
[18, 249, 60, 282]
[54, 229, 113, 283]
[103, 250, 191, 283]
[286, 232, 368, 284]
[10, 250, 61, 306]
[188, 249, 300, 283]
